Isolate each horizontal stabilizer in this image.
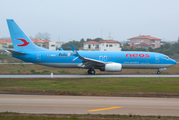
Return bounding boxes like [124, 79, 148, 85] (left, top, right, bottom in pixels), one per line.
[5, 50, 26, 55]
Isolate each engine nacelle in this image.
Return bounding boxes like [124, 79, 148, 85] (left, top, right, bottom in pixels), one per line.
[100, 63, 122, 72]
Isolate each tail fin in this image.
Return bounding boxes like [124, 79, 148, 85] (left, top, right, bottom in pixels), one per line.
[6, 19, 48, 52]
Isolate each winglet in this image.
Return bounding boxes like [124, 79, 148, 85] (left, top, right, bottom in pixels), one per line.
[70, 45, 79, 56]
[59, 47, 63, 51]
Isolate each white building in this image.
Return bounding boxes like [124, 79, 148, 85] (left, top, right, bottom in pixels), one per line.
[49, 42, 56, 51]
[81, 40, 121, 51]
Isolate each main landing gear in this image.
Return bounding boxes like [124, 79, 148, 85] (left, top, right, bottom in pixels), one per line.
[88, 69, 95, 75]
[157, 70, 161, 75]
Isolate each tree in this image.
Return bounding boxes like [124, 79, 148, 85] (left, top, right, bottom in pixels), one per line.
[35, 32, 51, 39]
[123, 43, 130, 46]
[163, 43, 170, 49]
[80, 38, 85, 43]
[61, 40, 82, 50]
[93, 38, 103, 42]
[162, 49, 174, 56]
[178, 37, 179, 43]
[86, 38, 92, 42]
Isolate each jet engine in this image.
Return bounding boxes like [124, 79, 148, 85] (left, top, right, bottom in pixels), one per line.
[100, 63, 122, 72]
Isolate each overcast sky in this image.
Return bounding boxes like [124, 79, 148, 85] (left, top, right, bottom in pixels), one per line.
[1, 0, 179, 42]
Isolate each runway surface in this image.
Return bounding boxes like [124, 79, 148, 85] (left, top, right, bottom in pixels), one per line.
[0, 74, 179, 78]
[0, 94, 179, 116]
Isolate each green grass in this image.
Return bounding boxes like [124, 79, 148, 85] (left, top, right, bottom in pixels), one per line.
[0, 112, 178, 120]
[0, 78, 179, 97]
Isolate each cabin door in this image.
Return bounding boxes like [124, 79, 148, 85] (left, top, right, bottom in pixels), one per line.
[155, 55, 160, 63]
[37, 54, 41, 62]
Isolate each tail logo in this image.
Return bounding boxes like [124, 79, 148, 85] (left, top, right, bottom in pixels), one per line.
[16, 39, 30, 46]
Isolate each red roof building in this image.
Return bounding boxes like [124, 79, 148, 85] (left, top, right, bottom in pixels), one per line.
[0, 39, 12, 49]
[128, 35, 161, 49]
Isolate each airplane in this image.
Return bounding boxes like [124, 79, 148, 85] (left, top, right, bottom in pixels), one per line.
[6, 19, 177, 75]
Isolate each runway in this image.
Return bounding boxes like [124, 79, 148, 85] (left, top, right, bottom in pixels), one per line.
[0, 74, 179, 78]
[0, 94, 179, 116]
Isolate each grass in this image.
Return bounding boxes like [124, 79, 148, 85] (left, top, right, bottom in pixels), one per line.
[0, 63, 178, 74]
[0, 78, 179, 97]
[0, 112, 179, 120]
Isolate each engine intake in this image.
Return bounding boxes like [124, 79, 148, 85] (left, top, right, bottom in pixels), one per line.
[100, 63, 122, 72]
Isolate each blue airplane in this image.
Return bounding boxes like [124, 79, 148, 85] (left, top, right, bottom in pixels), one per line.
[6, 19, 176, 75]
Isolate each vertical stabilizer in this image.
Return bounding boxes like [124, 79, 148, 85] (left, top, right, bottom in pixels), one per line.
[7, 19, 48, 52]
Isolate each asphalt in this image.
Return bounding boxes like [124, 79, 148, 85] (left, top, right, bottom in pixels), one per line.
[0, 94, 179, 116]
[0, 74, 179, 78]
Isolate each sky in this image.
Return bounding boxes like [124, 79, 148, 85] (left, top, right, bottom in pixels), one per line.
[0, 0, 179, 42]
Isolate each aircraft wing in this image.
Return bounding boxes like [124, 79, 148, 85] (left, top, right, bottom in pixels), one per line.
[78, 56, 105, 68]
[70, 45, 105, 68]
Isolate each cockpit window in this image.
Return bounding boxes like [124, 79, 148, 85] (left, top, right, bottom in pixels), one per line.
[164, 57, 169, 59]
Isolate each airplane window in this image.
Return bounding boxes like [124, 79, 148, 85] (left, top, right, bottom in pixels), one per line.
[72, 57, 73, 58]
[58, 57, 59, 58]
[144, 58, 145, 59]
[95, 57, 97, 58]
[93, 57, 94, 58]
[111, 57, 113, 59]
[164, 57, 169, 59]
[67, 57, 68, 58]
[69, 57, 71, 58]
[116, 57, 117, 59]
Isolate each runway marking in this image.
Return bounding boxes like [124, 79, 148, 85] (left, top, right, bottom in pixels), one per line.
[88, 107, 121, 112]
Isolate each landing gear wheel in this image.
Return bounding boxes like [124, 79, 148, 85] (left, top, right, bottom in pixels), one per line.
[91, 70, 95, 75]
[157, 71, 161, 75]
[87, 69, 95, 75]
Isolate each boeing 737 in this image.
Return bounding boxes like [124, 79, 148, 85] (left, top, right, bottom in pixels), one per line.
[6, 19, 176, 74]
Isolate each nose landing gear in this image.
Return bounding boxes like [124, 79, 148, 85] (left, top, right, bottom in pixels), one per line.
[157, 70, 161, 75]
[88, 69, 95, 75]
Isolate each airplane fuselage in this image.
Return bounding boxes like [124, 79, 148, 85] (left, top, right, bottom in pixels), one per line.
[13, 51, 175, 69]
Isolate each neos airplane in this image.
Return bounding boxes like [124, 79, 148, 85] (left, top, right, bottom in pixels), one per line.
[6, 19, 176, 75]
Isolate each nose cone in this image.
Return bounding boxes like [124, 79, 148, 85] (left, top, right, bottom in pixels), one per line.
[171, 59, 177, 65]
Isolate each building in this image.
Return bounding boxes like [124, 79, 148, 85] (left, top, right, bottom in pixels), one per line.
[128, 35, 161, 49]
[81, 40, 121, 51]
[0, 39, 12, 49]
[0, 39, 56, 51]
[31, 39, 56, 51]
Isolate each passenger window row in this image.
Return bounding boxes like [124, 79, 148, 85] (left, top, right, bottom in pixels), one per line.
[47, 56, 73, 58]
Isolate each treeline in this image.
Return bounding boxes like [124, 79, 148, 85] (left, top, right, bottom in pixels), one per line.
[122, 42, 179, 56]
[61, 38, 103, 50]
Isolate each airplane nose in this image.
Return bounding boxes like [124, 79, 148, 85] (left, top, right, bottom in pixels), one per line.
[171, 59, 177, 65]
